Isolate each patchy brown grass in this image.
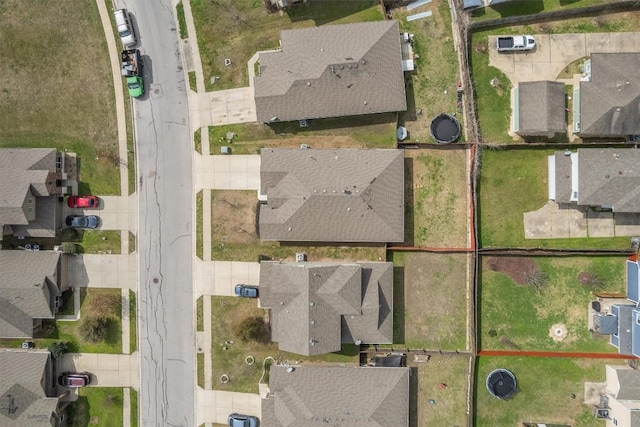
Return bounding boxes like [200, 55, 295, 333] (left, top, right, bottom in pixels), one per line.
[486, 257, 538, 285]
[405, 148, 469, 247]
[210, 190, 386, 262]
[392, 252, 470, 351]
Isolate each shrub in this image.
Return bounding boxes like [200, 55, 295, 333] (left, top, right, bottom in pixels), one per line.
[48, 341, 68, 359]
[79, 316, 109, 343]
[233, 315, 269, 343]
[524, 266, 548, 292]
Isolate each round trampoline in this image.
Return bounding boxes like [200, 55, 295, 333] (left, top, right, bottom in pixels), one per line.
[486, 369, 517, 400]
[430, 113, 461, 144]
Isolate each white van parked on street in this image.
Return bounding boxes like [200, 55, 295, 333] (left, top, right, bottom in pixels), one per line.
[114, 9, 136, 47]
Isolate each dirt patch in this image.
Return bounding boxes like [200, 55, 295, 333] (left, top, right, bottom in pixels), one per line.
[211, 190, 257, 245]
[549, 323, 568, 342]
[486, 257, 537, 285]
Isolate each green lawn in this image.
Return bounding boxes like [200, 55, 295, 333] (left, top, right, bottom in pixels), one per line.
[129, 290, 137, 354]
[0, 0, 120, 195]
[470, 0, 608, 22]
[197, 353, 205, 388]
[80, 230, 122, 254]
[211, 296, 359, 393]
[196, 296, 204, 332]
[68, 387, 123, 427]
[176, 1, 188, 39]
[475, 356, 617, 427]
[129, 388, 138, 427]
[196, 190, 203, 259]
[191, 0, 383, 91]
[478, 149, 632, 249]
[479, 256, 626, 352]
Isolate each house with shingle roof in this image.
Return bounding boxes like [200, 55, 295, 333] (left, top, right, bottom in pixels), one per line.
[0, 148, 67, 239]
[548, 148, 640, 213]
[259, 261, 393, 356]
[576, 53, 640, 139]
[602, 365, 640, 427]
[261, 365, 410, 427]
[259, 148, 404, 243]
[514, 81, 566, 138]
[254, 20, 407, 123]
[0, 351, 69, 426]
[0, 251, 68, 339]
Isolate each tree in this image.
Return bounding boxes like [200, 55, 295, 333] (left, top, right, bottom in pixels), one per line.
[79, 316, 109, 343]
[233, 316, 269, 343]
[48, 341, 68, 360]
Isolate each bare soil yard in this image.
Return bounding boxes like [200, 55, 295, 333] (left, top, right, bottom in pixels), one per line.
[392, 252, 470, 351]
[210, 190, 386, 262]
[405, 148, 469, 247]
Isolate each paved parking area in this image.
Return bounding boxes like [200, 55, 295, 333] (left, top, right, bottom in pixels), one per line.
[68, 254, 136, 289]
[524, 201, 640, 239]
[197, 389, 261, 426]
[194, 260, 261, 297]
[194, 155, 261, 191]
[489, 32, 640, 83]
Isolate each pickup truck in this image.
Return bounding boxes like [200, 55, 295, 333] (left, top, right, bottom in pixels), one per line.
[121, 49, 144, 98]
[496, 35, 536, 52]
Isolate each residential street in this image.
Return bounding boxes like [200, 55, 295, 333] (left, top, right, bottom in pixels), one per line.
[124, 0, 195, 425]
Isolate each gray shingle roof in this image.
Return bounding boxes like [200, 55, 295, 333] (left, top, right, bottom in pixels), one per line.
[578, 148, 640, 212]
[262, 365, 410, 427]
[259, 148, 404, 242]
[0, 251, 61, 338]
[517, 81, 566, 135]
[579, 53, 640, 137]
[609, 365, 640, 400]
[0, 351, 59, 426]
[0, 148, 59, 237]
[254, 20, 407, 122]
[260, 262, 393, 356]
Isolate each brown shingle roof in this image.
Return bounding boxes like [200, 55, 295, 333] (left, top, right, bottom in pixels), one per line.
[579, 53, 640, 137]
[0, 351, 59, 426]
[260, 262, 393, 356]
[578, 148, 640, 212]
[254, 20, 407, 122]
[517, 81, 566, 136]
[262, 365, 410, 427]
[0, 251, 61, 338]
[259, 148, 404, 242]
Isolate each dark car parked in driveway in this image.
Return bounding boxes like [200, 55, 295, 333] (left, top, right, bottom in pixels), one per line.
[65, 215, 100, 229]
[58, 372, 91, 387]
[228, 413, 259, 427]
[234, 284, 258, 298]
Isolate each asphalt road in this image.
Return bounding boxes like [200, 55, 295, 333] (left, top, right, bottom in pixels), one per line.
[125, 0, 194, 425]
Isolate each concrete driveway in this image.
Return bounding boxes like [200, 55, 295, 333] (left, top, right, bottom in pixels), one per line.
[190, 88, 257, 130]
[194, 154, 261, 191]
[67, 254, 136, 289]
[197, 389, 261, 425]
[194, 260, 261, 297]
[65, 195, 137, 233]
[59, 353, 138, 390]
[489, 32, 640, 83]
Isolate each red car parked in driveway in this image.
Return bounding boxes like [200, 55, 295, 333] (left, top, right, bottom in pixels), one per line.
[67, 195, 99, 209]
